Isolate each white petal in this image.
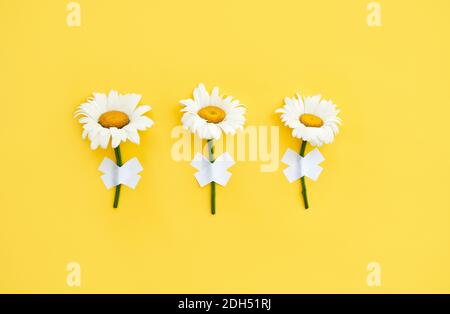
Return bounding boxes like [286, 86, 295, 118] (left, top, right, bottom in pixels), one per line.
[120, 93, 142, 114]
[110, 127, 124, 148]
[210, 87, 220, 105]
[90, 133, 101, 150]
[93, 93, 108, 112]
[107, 90, 121, 111]
[133, 116, 154, 130]
[132, 105, 151, 119]
[99, 129, 111, 149]
[194, 83, 210, 106]
[123, 125, 140, 144]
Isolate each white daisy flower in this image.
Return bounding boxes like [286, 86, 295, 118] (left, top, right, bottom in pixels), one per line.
[277, 92, 342, 209]
[180, 83, 246, 140]
[75, 90, 154, 149]
[276, 93, 341, 147]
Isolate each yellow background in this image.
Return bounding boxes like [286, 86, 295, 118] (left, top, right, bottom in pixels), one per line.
[1, 0, 449, 293]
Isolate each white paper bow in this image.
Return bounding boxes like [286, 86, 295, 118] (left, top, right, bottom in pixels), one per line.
[281, 148, 325, 183]
[191, 152, 235, 187]
[98, 157, 143, 189]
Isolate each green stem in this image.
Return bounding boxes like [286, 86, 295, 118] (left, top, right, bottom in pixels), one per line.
[113, 146, 123, 209]
[300, 140, 309, 209]
[207, 139, 216, 215]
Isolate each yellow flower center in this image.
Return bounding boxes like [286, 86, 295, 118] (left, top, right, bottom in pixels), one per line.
[299, 113, 324, 128]
[198, 106, 226, 123]
[98, 111, 130, 129]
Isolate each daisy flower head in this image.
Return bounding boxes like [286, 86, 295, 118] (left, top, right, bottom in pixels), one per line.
[180, 83, 246, 140]
[276, 93, 341, 147]
[75, 90, 154, 150]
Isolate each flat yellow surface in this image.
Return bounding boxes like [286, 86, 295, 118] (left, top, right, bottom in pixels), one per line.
[1, 0, 449, 293]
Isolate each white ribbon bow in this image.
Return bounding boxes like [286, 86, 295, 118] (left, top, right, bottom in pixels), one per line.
[191, 152, 235, 187]
[281, 148, 325, 182]
[99, 157, 143, 189]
